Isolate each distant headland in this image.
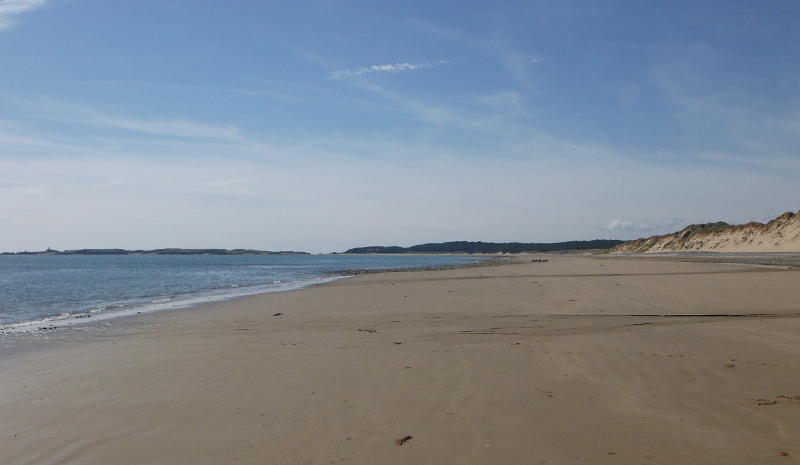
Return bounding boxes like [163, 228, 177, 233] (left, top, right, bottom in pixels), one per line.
[342, 240, 624, 254]
[2, 248, 310, 256]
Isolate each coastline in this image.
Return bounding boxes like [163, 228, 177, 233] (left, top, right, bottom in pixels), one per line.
[0, 254, 493, 334]
[0, 256, 513, 350]
[0, 275, 347, 336]
[2, 254, 800, 463]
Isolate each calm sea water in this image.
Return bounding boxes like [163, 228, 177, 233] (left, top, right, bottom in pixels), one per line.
[0, 254, 481, 332]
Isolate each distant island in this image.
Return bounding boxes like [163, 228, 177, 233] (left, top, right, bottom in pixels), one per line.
[343, 240, 624, 254]
[2, 248, 310, 256]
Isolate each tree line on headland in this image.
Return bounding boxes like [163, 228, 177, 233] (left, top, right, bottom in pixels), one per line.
[343, 240, 624, 254]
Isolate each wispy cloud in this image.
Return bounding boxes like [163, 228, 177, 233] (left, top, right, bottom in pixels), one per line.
[98, 116, 240, 139]
[472, 91, 528, 116]
[331, 60, 451, 79]
[649, 45, 800, 163]
[3, 114, 799, 251]
[13, 98, 240, 139]
[696, 151, 800, 170]
[0, 0, 46, 30]
[414, 21, 542, 91]
[354, 81, 510, 133]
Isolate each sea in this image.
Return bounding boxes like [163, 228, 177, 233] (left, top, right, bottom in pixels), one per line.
[0, 254, 483, 333]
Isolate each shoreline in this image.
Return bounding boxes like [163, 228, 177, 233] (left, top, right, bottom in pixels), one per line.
[2, 254, 800, 463]
[0, 275, 346, 336]
[0, 256, 517, 352]
[0, 254, 496, 335]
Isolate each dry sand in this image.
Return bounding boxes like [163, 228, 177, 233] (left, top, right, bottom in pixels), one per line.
[2, 255, 800, 464]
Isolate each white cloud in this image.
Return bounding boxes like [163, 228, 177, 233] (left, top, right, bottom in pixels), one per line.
[604, 218, 684, 233]
[331, 60, 451, 79]
[604, 219, 635, 231]
[0, 0, 46, 30]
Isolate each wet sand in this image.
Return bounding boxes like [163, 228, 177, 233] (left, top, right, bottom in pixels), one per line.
[2, 255, 800, 464]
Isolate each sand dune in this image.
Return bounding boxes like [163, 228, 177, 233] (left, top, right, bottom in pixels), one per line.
[612, 210, 800, 253]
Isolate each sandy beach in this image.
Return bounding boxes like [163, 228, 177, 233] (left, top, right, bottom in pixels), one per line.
[2, 255, 800, 464]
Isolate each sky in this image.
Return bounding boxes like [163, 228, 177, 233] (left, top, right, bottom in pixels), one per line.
[1, 0, 799, 253]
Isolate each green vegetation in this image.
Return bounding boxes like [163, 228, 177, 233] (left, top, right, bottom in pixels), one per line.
[344, 240, 624, 254]
[61, 249, 130, 255]
[686, 222, 731, 233]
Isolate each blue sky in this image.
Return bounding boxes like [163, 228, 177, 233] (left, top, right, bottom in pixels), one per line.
[1, 1, 799, 252]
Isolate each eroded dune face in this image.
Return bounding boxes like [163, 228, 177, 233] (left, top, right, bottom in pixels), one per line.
[613, 210, 800, 253]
